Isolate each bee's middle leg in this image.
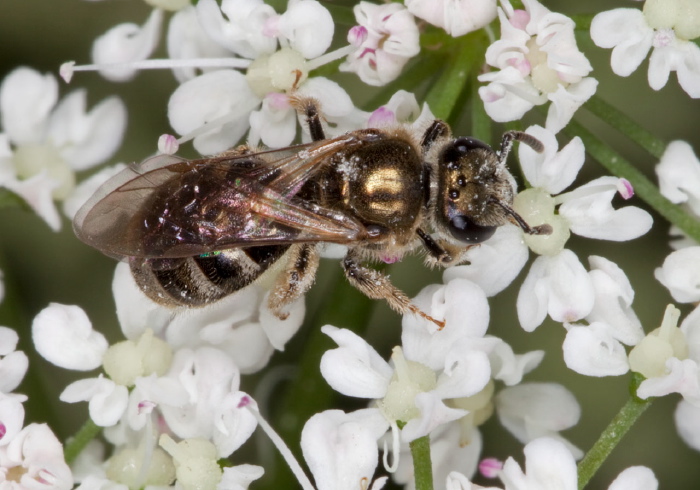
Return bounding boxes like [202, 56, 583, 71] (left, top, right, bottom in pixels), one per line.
[268, 244, 320, 319]
[342, 253, 445, 329]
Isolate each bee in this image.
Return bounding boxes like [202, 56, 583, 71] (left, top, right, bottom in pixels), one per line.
[74, 98, 550, 328]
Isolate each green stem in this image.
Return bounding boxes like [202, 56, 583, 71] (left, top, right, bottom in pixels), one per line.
[584, 95, 666, 159]
[425, 32, 486, 121]
[565, 118, 700, 244]
[577, 376, 653, 489]
[410, 434, 434, 490]
[63, 418, 101, 465]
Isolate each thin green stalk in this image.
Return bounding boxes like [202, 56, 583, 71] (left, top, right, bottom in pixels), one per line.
[577, 376, 653, 489]
[410, 434, 434, 490]
[565, 118, 700, 244]
[63, 418, 101, 465]
[470, 77, 491, 142]
[426, 32, 486, 121]
[584, 95, 666, 159]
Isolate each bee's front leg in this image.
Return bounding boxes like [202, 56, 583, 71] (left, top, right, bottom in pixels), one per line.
[342, 252, 445, 330]
[268, 244, 320, 319]
[416, 228, 473, 268]
[290, 96, 325, 142]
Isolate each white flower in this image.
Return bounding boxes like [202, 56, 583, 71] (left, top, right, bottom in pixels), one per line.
[654, 247, 700, 302]
[591, 0, 700, 98]
[112, 262, 306, 374]
[0, 327, 28, 394]
[469, 125, 652, 331]
[301, 409, 388, 490]
[0, 67, 126, 230]
[563, 256, 644, 377]
[0, 424, 73, 489]
[675, 399, 700, 451]
[340, 2, 420, 86]
[0, 392, 27, 447]
[320, 279, 494, 443]
[478, 0, 597, 133]
[405, 0, 497, 37]
[495, 383, 582, 459]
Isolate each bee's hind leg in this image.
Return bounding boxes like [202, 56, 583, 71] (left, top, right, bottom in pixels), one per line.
[342, 252, 446, 330]
[268, 244, 320, 320]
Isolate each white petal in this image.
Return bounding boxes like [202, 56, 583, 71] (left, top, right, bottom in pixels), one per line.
[489, 340, 544, 386]
[517, 251, 595, 331]
[278, 0, 333, 59]
[496, 383, 583, 459]
[656, 140, 700, 216]
[2, 172, 62, 231]
[167, 6, 231, 83]
[91, 9, 163, 82]
[196, 0, 276, 59]
[504, 438, 577, 490]
[402, 279, 490, 370]
[258, 291, 305, 351]
[0, 393, 26, 446]
[0, 67, 57, 145]
[112, 262, 172, 340]
[654, 247, 700, 303]
[219, 465, 265, 490]
[434, 347, 491, 399]
[301, 408, 387, 490]
[478, 68, 541, 123]
[168, 70, 260, 154]
[48, 91, 127, 171]
[401, 393, 466, 442]
[674, 41, 700, 98]
[32, 303, 108, 370]
[563, 323, 630, 377]
[545, 77, 598, 134]
[590, 9, 652, 77]
[608, 466, 658, 490]
[637, 358, 700, 404]
[320, 326, 392, 398]
[0, 326, 18, 356]
[7, 423, 74, 488]
[61, 377, 128, 427]
[0, 350, 29, 393]
[675, 399, 700, 451]
[559, 177, 653, 241]
[519, 125, 585, 194]
[248, 97, 296, 148]
[443, 225, 529, 297]
[213, 391, 258, 458]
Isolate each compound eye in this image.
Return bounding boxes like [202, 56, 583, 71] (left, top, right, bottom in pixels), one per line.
[441, 137, 492, 167]
[448, 215, 497, 244]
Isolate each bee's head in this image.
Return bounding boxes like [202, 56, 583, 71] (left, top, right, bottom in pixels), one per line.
[433, 137, 514, 244]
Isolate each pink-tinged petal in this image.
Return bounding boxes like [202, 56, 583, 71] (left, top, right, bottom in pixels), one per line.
[587, 256, 644, 346]
[320, 326, 392, 398]
[7, 424, 74, 489]
[401, 393, 466, 442]
[91, 9, 163, 82]
[654, 247, 700, 303]
[301, 409, 388, 489]
[563, 323, 630, 377]
[675, 399, 700, 451]
[213, 391, 258, 458]
[0, 393, 26, 446]
[608, 466, 658, 490]
[0, 67, 57, 145]
[590, 9, 653, 76]
[478, 68, 543, 123]
[48, 90, 127, 171]
[32, 303, 108, 370]
[444, 225, 529, 297]
[559, 177, 653, 241]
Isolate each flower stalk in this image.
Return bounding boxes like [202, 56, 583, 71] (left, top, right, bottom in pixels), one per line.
[63, 418, 101, 465]
[410, 433, 434, 490]
[577, 374, 653, 489]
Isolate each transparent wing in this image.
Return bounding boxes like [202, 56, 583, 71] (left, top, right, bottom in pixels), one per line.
[73, 140, 366, 259]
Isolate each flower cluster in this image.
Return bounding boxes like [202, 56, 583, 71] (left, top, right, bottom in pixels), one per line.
[1, 0, 700, 488]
